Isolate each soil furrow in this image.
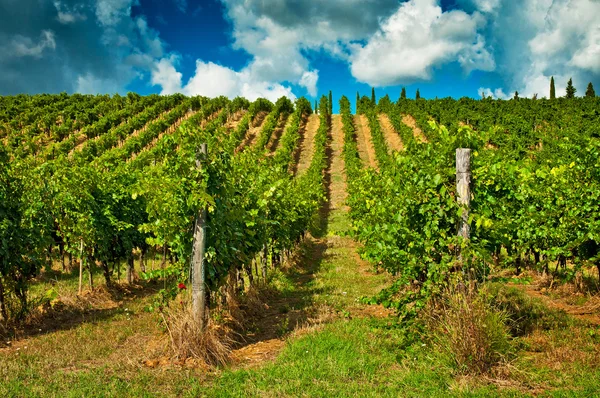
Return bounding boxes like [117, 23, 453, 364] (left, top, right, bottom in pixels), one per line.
[293, 114, 320, 176]
[354, 114, 378, 169]
[378, 113, 404, 153]
[402, 114, 428, 143]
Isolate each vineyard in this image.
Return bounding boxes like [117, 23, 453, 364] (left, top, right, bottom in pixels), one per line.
[1, 92, 600, 396]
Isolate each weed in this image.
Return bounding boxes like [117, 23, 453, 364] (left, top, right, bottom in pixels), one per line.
[426, 287, 513, 375]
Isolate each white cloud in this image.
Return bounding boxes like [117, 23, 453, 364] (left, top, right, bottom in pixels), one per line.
[458, 34, 495, 74]
[95, 0, 136, 26]
[150, 56, 182, 94]
[299, 70, 319, 97]
[476, 0, 599, 98]
[135, 17, 164, 58]
[350, 0, 492, 86]
[151, 57, 296, 102]
[76, 72, 121, 94]
[458, 0, 502, 13]
[54, 1, 87, 24]
[183, 61, 240, 98]
[219, 0, 401, 93]
[478, 87, 510, 99]
[472, 0, 502, 13]
[569, 25, 600, 74]
[5, 30, 56, 59]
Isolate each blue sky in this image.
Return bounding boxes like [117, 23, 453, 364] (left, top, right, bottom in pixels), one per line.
[0, 0, 598, 111]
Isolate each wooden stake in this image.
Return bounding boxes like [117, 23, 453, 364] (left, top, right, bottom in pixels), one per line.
[456, 148, 471, 263]
[78, 240, 84, 295]
[191, 143, 208, 329]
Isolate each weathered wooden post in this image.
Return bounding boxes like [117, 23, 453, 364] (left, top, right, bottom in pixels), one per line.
[456, 148, 471, 263]
[191, 143, 208, 329]
[126, 250, 134, 284]
[78, 240, 84, 295]
[261, 245, 268, 280]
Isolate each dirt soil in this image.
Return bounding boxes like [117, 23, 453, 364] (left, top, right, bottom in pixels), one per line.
[378, 113, 404, 153]
[236, 111, 268, 153]
[293, 114, 319, 176]
[354, 114, 378, 169]
[402, 114, 428, 143]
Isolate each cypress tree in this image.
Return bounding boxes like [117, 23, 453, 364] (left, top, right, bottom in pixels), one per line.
[416, 89, 420, 100]
[371, 87, 376, 104]
[585, 82, 596, 97]
[315, 100, 318, 114]
[550, 76, 556, 99]
[328, 91, 333, 114]
[401, 87, 406, 99]
[566, 78, 576, 98]
[513, 91, 519, 100]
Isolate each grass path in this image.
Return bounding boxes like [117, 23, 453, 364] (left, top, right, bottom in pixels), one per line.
[228, 114, 389, 368]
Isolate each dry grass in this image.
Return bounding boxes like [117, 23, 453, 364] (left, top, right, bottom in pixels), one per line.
[159, 301, 234, 367]
[425, 287, 512, 375]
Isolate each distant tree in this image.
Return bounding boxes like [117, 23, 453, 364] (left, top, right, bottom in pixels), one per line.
[532, 93, 538, 100]
[513, 91, 519, 100]
[371, 87, 376, 105]
[586, 82, 596, 97]
[328, 91, 333, 114]
[550, 76, 556, 99]
[415, 89, 420, 100]
[565, 78, 576, 98]
[378, 94, 391, 111]
[314, 100, 318, 114]
[401, 87, 407, 99]
[357, 95, 373, 114]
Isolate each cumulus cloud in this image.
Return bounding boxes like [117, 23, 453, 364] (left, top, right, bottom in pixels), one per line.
[76, 72, 122, 94]
[2, 30, 56, 59]
[95, 0, 137, 26]
[478, 87, 509, 99]
[1, 0, 597, 100]
[151, 56, 182, 95]
[299, 70, 319, 97]
[53, 1, 87, 24]
[471, 0, 599, 98]
[219, 0, 401, 94]
[151, 57, 296, 102]
[570, 26, 600, 73]
[0, 0, 167, 94]
[350, 0, 493, 86]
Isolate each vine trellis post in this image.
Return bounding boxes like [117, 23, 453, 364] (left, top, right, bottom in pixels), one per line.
[191, 143, 208, 329]
[456, 148, 471, 267]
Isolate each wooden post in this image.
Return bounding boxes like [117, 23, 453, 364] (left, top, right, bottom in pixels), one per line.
[456, 148, 471, 262]
[78, 240, 84, 295]
[261, 245, 268, 280]
[126, 252, 134, 284]
[191, 143, 208, 329]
